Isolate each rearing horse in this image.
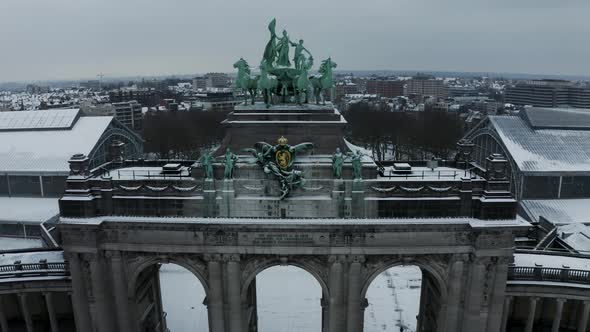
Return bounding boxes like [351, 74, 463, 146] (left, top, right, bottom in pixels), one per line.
[233, 58, 258, 105]
[258, 60, 278, 107]
[310, 57, 337, 105]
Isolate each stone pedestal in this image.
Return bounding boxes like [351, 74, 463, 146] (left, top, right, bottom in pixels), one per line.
[220, 179, 235, 217]
[203, 179, 216, 217]
[332, 179, 346, 218]
[351, 180, 365, 218]
[218, 103, 349, 155]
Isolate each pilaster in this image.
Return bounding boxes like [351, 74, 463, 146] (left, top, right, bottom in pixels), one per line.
[225, 254, 243, 332]
[328, 255, 346, 332]
[445, 254, 468, 331]
[461, 255, 487, 331]
[346, 255, 365, 332]
[204, 254, 226, 332]
[67, 253, 93, 332]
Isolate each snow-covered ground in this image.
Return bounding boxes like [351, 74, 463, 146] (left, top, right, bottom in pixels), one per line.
[365, 266, 422, 332]
[159, 264, 209, 332]
[159, 264, 421, 332]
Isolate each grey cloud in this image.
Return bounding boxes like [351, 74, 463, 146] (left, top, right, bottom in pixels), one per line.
[0, 0, 589, 81]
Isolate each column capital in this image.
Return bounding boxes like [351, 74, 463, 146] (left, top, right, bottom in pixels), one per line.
[328, 255, 346, 264]
[556, 298, 567, 304]
[451, 253, 470, 263]
[347, 255, 366, 263]
[203, 254, 224, 262]
[584, 300, 590, 306]
[224, 254, 241, 262]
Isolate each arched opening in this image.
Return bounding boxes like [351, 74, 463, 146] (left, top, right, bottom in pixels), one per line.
[159, 263, 209, 332]
[245, 265, 325, 332]
[363, 264, 444, 332]
[132, 260, 209, 332]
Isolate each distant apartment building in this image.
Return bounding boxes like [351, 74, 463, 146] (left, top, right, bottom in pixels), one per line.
[335, 82, 359, 100]
[81, 80, 101, 90]
[112, 101, 143, 132]
[193, 76, 207, 90]
[109, 89, 160, 107]
[505, 79, 590, 108]
[405, 77, 448, 100]
[366, 80, 404, 98]
[448, 86, 478, 97]
[193, 91, 240, 111]
[193, 73, 231, 90]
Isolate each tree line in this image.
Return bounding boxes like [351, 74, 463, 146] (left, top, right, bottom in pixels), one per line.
[143, 110, 229, 159]
[142, 103, 465, 161]
[343, 102, 465, 161]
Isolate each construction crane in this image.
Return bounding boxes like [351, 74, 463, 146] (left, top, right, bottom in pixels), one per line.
[97, 73, 105, 90]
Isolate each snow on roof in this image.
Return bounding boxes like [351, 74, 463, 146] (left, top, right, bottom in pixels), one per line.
[0, 108, 79, 131]
[520, 199, 590, 224]
[0, 237, 43, 251]
[0, 250, 63, 265]
[60, 215, 526, 228]
[0, 115, 113, 173]
[489, 115, 590, 172]
[523, 107, 590, 130]
[514, 253, 590, 270]
[557, 223, 590, 252]
[0, 197, 59, 224]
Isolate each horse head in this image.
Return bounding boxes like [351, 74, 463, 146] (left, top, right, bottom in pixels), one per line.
[233, 58, 249, 72]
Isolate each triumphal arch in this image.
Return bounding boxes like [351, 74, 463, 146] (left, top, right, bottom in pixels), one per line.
[58, 19, 527, 332]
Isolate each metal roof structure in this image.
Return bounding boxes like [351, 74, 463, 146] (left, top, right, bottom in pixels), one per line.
[488, 114, 590, 173]
[0, 108, 114, 174]
[520, 199, 590, 224]
[522, 107, 590, 130]
[0, 108, 79, 131]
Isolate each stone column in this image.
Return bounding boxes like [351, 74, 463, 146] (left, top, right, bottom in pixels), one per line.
[67, 253, 92, 332]
[44, 292, 59, 332]
[321, 298, 329, 332]
[87, 253, 117, 332]
[445, 254, 467, 331]
[0, 295, 8, 332]
[524, 297, 539, 332]
[500, 296, 513, 332]
[328, 255, 345, 332]
[360, 298, 369, 332]
[108, 251, 134, 332]
[578, 300, 590, 332]
[205, 255, 225, 332]
[461, 257, 487, 331]
[346, 255, 364, 332]
[17, 293, 33, 332]
[551, 298, 566, 332]
[226, 255, 243, 332]
[486, 257, 511, 332]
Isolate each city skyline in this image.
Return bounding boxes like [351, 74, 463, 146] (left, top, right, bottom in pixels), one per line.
[1, 0, 590, 81]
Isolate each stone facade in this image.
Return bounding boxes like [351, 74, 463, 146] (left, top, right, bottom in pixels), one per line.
[59, 217, 525, 332]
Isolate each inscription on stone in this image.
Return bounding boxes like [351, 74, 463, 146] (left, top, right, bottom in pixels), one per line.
[252, 233, 314, 246]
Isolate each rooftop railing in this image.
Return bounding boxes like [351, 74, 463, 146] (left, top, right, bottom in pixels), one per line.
[508, 265, 590, 285]
[0, 260, 69, 280]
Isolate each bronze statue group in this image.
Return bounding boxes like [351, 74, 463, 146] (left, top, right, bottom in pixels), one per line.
[233, 18, 337, 106]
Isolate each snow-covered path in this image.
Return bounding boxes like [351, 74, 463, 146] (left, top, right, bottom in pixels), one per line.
[364, 266, 422, 332]
[159, 264, 421, 332]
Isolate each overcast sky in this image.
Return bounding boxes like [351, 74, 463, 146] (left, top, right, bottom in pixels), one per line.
[1, 0, 589, 81]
